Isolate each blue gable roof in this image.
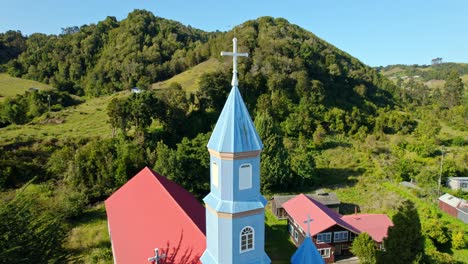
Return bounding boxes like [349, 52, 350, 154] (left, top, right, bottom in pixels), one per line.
[290, 236, 324, 264]
[207, 86, 263, 153]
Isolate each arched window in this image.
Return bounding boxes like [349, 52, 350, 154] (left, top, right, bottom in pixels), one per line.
[240, 226, 254, 253]
[239, 164, 252, 190]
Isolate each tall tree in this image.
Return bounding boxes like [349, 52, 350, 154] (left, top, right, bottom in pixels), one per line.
[381, 200, 424, 264]
[443, 70, 464, 108]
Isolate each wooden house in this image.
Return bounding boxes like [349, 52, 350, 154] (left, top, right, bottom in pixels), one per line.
[283, 194, 392, 263]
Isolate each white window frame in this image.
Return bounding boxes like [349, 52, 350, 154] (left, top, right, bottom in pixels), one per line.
[239, 163, 252, 190]
[294, 230, 298, 241]
[349, 232, 357, 241]
[212, 162, 219, 188]
[334, 231, 348, 242]
[316, 232, 332, 244]
[318, 248, 331, 258]
[240, 226, 255, 253]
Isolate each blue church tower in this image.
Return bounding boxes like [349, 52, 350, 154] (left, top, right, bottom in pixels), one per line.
[200, 38, 271, 264]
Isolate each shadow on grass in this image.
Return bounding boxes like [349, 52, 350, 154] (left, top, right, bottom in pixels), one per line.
[69, 204, 107, 226]
[265, 219, 296, 263]
[339, 202, 361, 215]
[317, 140, 352, 150]
[316, 167, 364, 187]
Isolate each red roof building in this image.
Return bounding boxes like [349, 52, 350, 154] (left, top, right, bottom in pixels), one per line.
[342, 214, 393, 243]
[105, 167, 206, 264]
[283, 194, 392, 263]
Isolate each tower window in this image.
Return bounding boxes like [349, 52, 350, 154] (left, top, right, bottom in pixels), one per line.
[239, 164, 252, 190]
[240, 226, 254, 252]
[212, 162, 218, 188]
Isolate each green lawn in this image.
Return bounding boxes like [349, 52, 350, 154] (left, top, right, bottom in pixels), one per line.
[0, 73, 53, 101]
[265, 202, 297, 263]
[151, 58, 223, 93]
[67, 203, 112, 264]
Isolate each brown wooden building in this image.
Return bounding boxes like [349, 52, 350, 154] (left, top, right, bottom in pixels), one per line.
[283, 194, 392, 263]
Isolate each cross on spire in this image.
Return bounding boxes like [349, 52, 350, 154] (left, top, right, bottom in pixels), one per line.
[221, 38, 248, 87]
[148, 248, 166, 264]
[303, 215, 314, 238]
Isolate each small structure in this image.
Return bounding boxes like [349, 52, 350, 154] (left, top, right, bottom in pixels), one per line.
[272, 192, 340, 219]
[28, 87, 39, 92]
[447, 177, 468, 191]
[283, 194, 392, 263]
[438, 193, 468, 223]
[131, 87, 142, 93]
[105, 167, 206, 263]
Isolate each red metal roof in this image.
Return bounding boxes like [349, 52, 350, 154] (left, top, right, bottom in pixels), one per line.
[282, 194, 359, 236]
[342, 214, 393, 242]
[105, 167, 205, 264]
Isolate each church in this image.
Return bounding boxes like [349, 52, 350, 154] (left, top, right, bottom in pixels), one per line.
[105, 38, 324, 264]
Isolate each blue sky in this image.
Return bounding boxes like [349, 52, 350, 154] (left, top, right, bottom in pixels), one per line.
[1, 0, 467, 66]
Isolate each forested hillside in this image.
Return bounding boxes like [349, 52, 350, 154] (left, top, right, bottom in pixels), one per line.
[0, 10, 466, 263]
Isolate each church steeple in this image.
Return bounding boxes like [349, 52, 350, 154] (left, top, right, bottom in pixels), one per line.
[200, 38, 271, 264]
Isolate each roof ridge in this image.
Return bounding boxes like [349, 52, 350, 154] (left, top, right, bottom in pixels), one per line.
[146, 167, 206, 237]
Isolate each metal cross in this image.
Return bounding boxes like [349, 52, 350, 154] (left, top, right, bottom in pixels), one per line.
[148, 248, 166, 264]
[303, 214, 314, 238]
[221, 38, 248, 86]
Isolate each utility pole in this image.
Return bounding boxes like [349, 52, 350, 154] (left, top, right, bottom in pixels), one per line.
[438, 149, 445, 196]
[47, 94, 51, 112]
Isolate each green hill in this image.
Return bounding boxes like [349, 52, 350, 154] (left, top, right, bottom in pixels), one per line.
[0, 11, 467, 264]
[151, 58, 223, 92]
[0, 73, 53, 102]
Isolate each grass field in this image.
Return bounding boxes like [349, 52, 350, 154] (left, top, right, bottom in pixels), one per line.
[0, 93, 129, 145]
[67, 203, 112, 264]
[151, 58, 223, 93]
[0, 73, 53, 101]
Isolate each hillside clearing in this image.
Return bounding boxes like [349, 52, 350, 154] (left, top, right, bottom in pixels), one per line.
[0, 73, 53, 102]
[151, 58, 223, 93]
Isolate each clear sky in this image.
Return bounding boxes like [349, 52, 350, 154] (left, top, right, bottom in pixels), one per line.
[1, 0, 467, 66]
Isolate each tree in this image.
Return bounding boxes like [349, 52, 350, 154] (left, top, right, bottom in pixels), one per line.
[442, 70, 464, 108]
[107, 97, 130, 136]
[381, 200, 424, 264]
[0, 193, 70, 263]
[351, 232, 377, 264]
[197, 71, 231, 112]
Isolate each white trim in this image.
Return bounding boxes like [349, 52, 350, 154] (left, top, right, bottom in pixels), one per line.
[239, 163, 252, 190]
[318, 248, 331, 258]
[316, 232, 332, 244]
[240, 226, 255, 253]
[334, 231, 348, 242]
[294, 230, 298, 241]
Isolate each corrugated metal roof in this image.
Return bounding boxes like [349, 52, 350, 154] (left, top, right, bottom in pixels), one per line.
[273, 193, 340, 208]
[207, 86, 263, 153]
[283, 194, 359, 236]
[342, 214, 393, 243]
[438, 193, 462, 208]
[105, 167, 205, 263]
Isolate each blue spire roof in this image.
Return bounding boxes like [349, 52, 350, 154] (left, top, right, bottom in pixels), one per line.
[207, 86, 263, 153]
[290, 236, 324, 264]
